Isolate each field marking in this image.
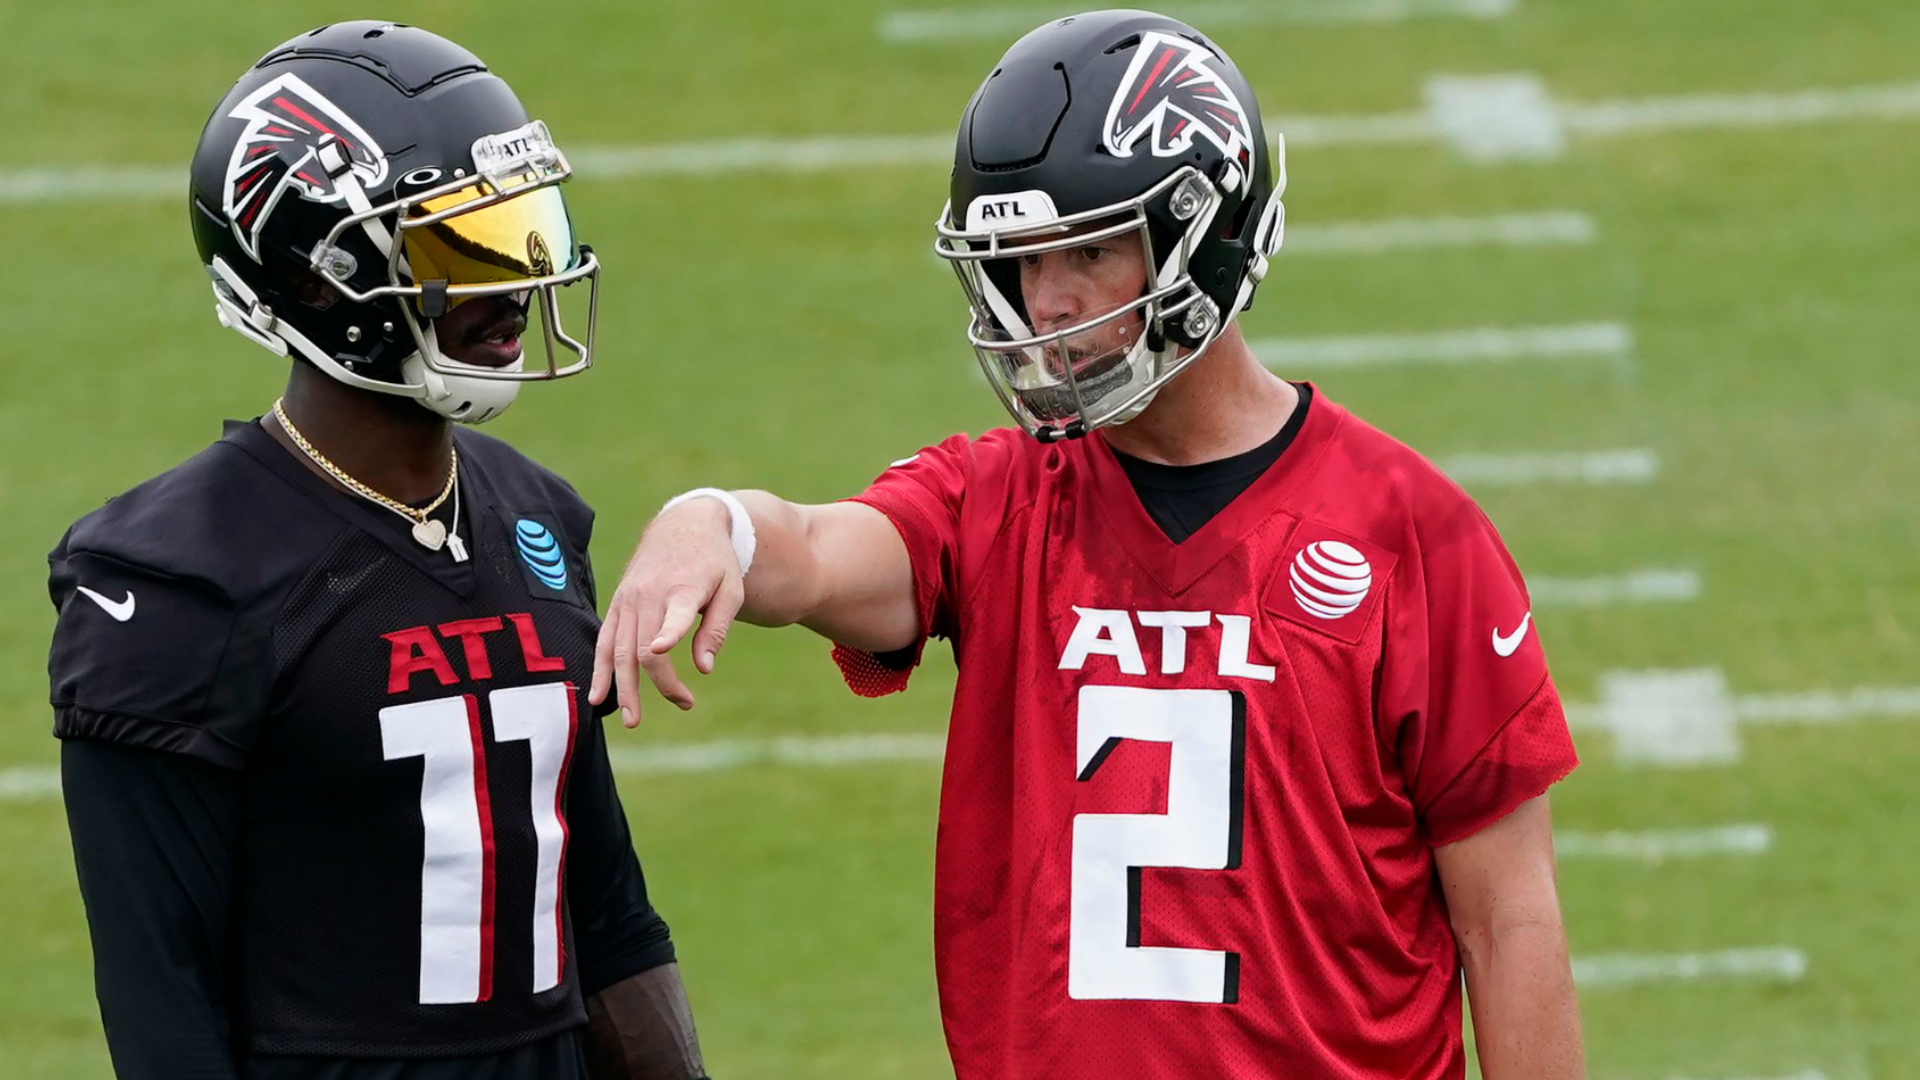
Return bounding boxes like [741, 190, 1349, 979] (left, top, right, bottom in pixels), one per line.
[1427, 73, 1567, 162]
[1572, 946, 1806, 989]
[606, 732, 946, 773]
[1556, 824, 1773, 861]
[1286, 210, 1597, 254]
[878, 0, 1516, 44]
[1658, 1072, 1830, 1080]
[1437, 448, 1657, 487]
[1592, 668, 1739, 767]
[1569, 667, 1920, 768]
[1562, 81, 1920, 137]
[567, 135, 954, 179]
[0, 767, 61, 802]
[1253, 321, 1632, 370]
[12, 77, 1920, 203]
[1736, 685, 1920, 726]
[1528, 568, 1701, 608]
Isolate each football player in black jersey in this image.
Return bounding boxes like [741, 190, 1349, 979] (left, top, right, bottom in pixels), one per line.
[48, 22, 708, 1080]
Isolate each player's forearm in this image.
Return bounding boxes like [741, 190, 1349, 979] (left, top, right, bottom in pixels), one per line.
[1460, 917, 1585, 1080]
[728, 489, 832, 628]
[730, 491, 919, 653]
[583, 963, 709, 1080]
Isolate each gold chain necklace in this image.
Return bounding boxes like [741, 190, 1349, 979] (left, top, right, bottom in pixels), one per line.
[272, 398, 467, 560]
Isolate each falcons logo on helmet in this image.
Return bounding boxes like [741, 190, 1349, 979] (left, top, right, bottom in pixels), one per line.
[222, 73, 388, 262]
[1102, 31, 1254, 164]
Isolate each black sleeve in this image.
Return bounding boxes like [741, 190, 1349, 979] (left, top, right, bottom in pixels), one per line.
[61, 739, 241, 1080]
[49, 544, 265, 770]
[566, 711, 677, 997]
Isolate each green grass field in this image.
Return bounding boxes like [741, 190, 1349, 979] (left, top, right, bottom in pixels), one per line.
[2, 0, 1917, 1076]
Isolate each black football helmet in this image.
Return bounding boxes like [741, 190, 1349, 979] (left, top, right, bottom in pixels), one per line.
[936, 10, 1286, 441]
[189, 22, 598, 424]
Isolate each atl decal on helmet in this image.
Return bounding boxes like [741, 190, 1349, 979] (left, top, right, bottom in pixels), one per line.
[514, 519, 569, 591]
[1289, 541, 1373, 620]
[1101, 31, 1254, 164]
[223, 72, 390, 262]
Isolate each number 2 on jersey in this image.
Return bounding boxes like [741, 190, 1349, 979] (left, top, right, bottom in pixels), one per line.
[380, 682, 578, 1005]
[1070, 685, 1246, 1004]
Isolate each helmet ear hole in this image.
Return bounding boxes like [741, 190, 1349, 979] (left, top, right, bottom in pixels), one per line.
[1222, 189, 1258, 244]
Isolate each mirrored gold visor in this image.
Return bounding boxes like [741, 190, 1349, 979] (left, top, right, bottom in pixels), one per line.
[402, 182, 578, 311]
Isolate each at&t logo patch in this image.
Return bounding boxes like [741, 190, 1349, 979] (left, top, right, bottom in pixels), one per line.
[1289, 540, 1371, 620]
[515, 519, 568, 591]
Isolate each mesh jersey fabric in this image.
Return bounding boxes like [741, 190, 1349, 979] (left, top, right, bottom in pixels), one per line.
[49, 419, 672, 1059]
[832, 386, 1577, 1080]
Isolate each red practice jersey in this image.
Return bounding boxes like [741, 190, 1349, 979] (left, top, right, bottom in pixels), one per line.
[834, 387, 1578, 1079]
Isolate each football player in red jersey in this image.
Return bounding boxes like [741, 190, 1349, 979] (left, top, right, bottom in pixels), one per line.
[593, 10, 1583, 1079]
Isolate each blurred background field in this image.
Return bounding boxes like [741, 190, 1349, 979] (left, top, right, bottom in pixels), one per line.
[1, 0, 1916, 1077]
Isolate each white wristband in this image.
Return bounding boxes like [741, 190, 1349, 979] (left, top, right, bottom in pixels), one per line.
[660, 487, 757, 576]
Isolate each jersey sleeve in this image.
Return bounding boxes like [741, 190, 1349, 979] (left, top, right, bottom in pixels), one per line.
[1379, 502, 1578, 847]
[564, 707, 677, 995]
[831, 434, 973, 697]
[48, 538, 268, 770]
[60, 740, 242, 1080]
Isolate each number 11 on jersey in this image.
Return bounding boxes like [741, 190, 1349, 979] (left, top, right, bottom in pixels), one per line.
[380, 682, 578, 1005]
[1070, 685, 1247, 1004]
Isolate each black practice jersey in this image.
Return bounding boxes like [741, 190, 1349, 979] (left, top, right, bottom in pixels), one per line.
[49, 419, 668, 1060]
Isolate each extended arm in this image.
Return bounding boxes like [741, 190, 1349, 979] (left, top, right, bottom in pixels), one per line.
[1432, 794, 1585, 1080]
[589, 491, 917, 724]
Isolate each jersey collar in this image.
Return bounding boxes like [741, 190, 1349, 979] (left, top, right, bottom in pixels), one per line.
[222, 418, 483, 599]
[1081, 383, 1344, 597]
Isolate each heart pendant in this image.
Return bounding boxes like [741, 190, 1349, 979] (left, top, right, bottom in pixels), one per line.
[412, 518, 448, 551]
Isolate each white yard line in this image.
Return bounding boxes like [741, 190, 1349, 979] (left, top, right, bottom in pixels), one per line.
[605, 732, 945, 774]
[1422, 74, 1920, 161]
[1285, 210, 1596, 254]
[0, 166, 176, 203]
[1570, 668, 1920, 769]
[1276, 110, 1439, 147]
[1556, 824, 1773, 861]
[1527, 568, 1701, 607]
[878, 0, 1516, 43]
[1437, 448, 1656, 487]
[0, 767, 61, 802]
[1562, 81, 1920, 136]
[1253, 322, 1632, 370]
[1735, 686, 1920, 726]
[1426, 73, 1567, 163]
[13, 77, 1920, 203]
[1589, 668, 1740, 768]
[1657, 1072, 1831, 1080]
[567, 134, 954, 178]
[1572, 947, 1806, 989]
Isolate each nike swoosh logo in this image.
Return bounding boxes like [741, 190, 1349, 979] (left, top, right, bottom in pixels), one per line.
[76, 586, 136, 623]
[1492, 612, 1532, 658]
